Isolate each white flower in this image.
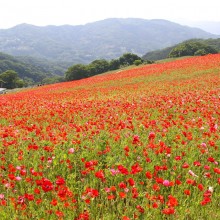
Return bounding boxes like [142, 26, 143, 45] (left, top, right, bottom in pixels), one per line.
[208, 186, 214, 193]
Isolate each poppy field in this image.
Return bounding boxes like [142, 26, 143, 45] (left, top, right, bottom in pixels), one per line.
[0, 54, 220, 219]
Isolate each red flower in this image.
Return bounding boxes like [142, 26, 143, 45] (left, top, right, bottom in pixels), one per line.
[152, 202, 158, 208]
[162, 207, 175, 215]
[50, 199, 58, 206]
[152, 184, 160, 191]
[107, 194, 115, 200]
[76, 211, 90, 220]
[136, 205, 144, 213]
[119, 192, 126, 198]
[200, 197, 211, 206]
[167, 195, 178, 207]
[91, 189, 99, 197]
[198, 183, 204, 191]
[95, 170, 105, 180]
[175, 179, 182, 185]
[41, 178, 53, 192]
[213, 167, 220, 174]
[184, 189, 191, 196]
[148, 132, 156, 140]
[131, 163, 142, 174]
[145, 171, 152, 179]
[118, 165, 129, 175]
[24, 193, 34, 201]
[85, 199, 90, 204]
[55, 210, 64, 217]
[122, 216, 130, 220]
[182, 162, 189, 168]
[119, 182, 127, 189]
[132, 135, 140, 144]
[128, 178, 135, 186]
[186, 179, 196, 185]
[56, 177, 66, 185]
[193, 161, 201, 167]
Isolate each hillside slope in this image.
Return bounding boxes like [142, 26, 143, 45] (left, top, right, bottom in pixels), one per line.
[0, 54, 219, 218]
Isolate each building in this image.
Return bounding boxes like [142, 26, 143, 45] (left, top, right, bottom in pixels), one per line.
[0, 88, 6, 94]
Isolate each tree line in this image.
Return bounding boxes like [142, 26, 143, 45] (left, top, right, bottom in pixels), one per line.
[143, 39, 220, 61]
[169, 41, 218, 58]
[65, 53, 144, 81]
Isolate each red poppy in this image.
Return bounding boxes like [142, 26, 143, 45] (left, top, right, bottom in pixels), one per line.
[162, 207, 175, 215]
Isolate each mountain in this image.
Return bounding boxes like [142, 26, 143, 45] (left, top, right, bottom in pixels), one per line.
[0, 18, 217, 64]
[16, 56, 71, 76]
[142, 38, 220, 61]
[0, 51, 61, 83]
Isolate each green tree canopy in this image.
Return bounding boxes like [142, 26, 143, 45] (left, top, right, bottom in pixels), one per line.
[169, 42, 218, 58]
[87, 59, 109, 76]
[133, 59, 143, 66]
[109, 59, 120, 70]
[65, 64, 88, 81]
[119, 53, 143, 66]
[65, 52, 144, 82]
[0, 70, 24, 89]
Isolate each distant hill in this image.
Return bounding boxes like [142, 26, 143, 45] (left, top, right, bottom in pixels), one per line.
[16, 56, 71, 76]
[142, 38, 220, 61]
[0, 18, 217, 64]
[0, 51, 60, 83]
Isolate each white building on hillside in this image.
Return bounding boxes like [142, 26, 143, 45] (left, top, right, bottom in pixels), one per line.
[0, 88, 6, 94]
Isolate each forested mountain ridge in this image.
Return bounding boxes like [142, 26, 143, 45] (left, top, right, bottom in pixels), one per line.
[0, 18, 217, 64]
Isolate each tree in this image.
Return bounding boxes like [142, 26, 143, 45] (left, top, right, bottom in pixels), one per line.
[65, 52, 145, 82]
[133, 60, 143, 66]
[109, 59, 120, 70]
[169, 42, 218, 58]
[42, 76, 65, 85]
[15, 79, 25, 88]
[87, 59, 109, 76]
[194, 49, 207, 56]
[119, 53, 143, 66]
[0, 79, 5, 87]
[0, 70, 24, 89]
[65, 64, 88, 81]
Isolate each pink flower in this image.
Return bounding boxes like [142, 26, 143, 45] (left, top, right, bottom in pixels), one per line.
[47, 158, 53, 163]
[0, 194, 4, 199]
[15, 176, 22, 181]
[188, 170, 198, 177]
[5, 183, 10, 189]
[201, 143, 207, 148]
[124, 188, 129, 193]
[104, 188, 110, 193]
[68, 148, 75, 154]
[110, 168, 120, 176]
[163, 180, 170, 187]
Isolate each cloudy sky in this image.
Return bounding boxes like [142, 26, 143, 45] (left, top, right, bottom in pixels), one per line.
[0, 0, 220, 28]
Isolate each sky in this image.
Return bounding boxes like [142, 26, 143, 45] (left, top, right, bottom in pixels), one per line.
[0, 0, 220, 29]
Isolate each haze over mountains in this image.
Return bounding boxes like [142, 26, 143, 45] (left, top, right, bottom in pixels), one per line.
[0, 18, 218, 64]
[180, 21, 220, 35]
